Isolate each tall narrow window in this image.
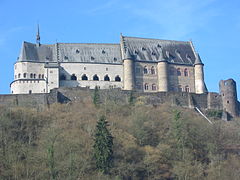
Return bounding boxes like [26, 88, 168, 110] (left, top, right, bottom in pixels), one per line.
[33, 74, 36, 79]
[115, 75, 121, 82]
[143, 66, 148, 74]
[24, 73, 27, 78]
[177, 68, 181, 76]
[144, 83, 149, 90]
[71, 74, 77, 80]
[30, 73, 33, 78]
[104, 75, 110, 81]
[185, 86, 190, 92]
[93, 74, 99, 81]
[81, 74, 88, 80]
[152, 84, 157, 91]
[170, 67, 174, 75]
[38, 74, 41, 79]
[60, 74, 66, 80]
[178, 85, 182, 92]
[184, 68, 188, 77]
[18, 73, 21, 78]
[151, 66, 155, 74]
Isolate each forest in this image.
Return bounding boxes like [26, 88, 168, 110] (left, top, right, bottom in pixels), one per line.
[1, 92, 240, 180]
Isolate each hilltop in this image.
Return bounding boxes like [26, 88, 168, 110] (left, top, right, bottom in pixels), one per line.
[0, 93, 240, 179]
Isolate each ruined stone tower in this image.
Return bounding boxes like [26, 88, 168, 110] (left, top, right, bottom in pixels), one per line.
[219, 79, 239, 118]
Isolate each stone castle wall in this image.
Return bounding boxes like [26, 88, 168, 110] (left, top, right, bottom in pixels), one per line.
[0, 87, 238, 119]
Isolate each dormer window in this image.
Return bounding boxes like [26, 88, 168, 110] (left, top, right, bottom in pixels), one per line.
[91, 56, 95, 60]
[76, 49, 80, 54]
[157, 44, 161, 48]
[64, 56, 68, 60]
[113, 57, 117, 61]
[102, 50, 106, 54]
[142, 47, 146, 51]
[134, 50, 138, 54]
[152, 52, 156, 56]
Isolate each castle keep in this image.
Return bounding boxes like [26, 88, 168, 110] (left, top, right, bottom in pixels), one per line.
[10, 33, 207, 94]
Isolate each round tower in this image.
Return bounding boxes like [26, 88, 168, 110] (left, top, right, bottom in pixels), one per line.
[157, 60, 168, 92]
[219, 79, 238, 118]
[123, 49, 134, 90]
[194, 54, 206, 94]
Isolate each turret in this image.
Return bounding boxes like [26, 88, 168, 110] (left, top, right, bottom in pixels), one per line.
[123, 49, 134, 90]
[157, 60, 168, 92]
[194, 54, 206, 94]
[219, 79, 239, 118]
[157, 46, 168, 92]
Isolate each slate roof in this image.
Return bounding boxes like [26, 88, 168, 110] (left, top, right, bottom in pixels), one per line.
[18, 35, 199, 65]
[122, 36, 197, 65]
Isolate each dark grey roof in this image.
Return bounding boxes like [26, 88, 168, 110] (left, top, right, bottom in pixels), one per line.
[18, 42, 122, 64]
[18, 42, 55, 62]
[18, 35, 200, 65]
[58, 43, 122, 64]
[122, 36, 197, 65]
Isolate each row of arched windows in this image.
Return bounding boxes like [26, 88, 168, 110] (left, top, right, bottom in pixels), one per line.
[143, 83, 157, 91]
[60, 74, 121, 82]
[177, 85, 190, 92]
[170, 67, 189, 77]
[143, 66, 156, 75]
[16, 73, 44, 79]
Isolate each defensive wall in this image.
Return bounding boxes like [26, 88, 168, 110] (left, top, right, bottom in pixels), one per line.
[0, 87, 235, 117]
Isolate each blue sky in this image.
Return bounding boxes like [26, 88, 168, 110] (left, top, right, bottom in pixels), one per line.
[0, 0, 239, 98]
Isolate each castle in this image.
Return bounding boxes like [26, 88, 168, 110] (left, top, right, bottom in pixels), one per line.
[8, 31, 239, 119]
[11, 29, 207, 94]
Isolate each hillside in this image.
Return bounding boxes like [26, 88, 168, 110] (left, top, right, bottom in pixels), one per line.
[0, 94, 240, 180]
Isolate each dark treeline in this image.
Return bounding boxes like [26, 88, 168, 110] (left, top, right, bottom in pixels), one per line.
[1, 96, 240, 180]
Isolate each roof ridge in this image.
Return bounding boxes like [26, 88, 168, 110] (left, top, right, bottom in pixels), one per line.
[123, 36, 190, 43]
[57, 43, 120, 45]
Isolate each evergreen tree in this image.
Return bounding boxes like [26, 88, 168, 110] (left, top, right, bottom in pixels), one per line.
[93, 86, 100, 107]
[93, 115, 113, 174]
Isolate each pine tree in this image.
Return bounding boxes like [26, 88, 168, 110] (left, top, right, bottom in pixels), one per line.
[93, 115, 113, 174]
[93, 86, 100, 107]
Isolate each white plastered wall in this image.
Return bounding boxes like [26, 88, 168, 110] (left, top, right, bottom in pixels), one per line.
[59, 63, 123, 89]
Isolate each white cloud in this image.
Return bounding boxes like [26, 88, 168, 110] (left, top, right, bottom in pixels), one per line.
[125, 0, 219, 39]
[85, 0, 120, 15]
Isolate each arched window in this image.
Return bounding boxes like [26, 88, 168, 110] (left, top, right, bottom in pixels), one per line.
[104, 75, 110, 81]
[18, 73, 21, 78]
[170, 67, 174, 75]
[38, 74, 41, 79]
[177, 68, 181, 76]
[143, 66, 148, 74]
[152, 84, 157, 91]
[151, 66, 155, 74]
[185, 86, 190, 92]
[178, 85, 182, 92]
[93, 74, 99, 81]
[33, 74, 36, 79]
[71, 74, 77, 80]
[81, 74, 88, 80]
[30, 73, 33, 78]
[42, 74, 44, 79]
[184, 68, 188, 77]
[144, 83, 149, 90]
[60, 74, 66, 80]
[23, 73, 27, 78]
[115, 75, 121, 82]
